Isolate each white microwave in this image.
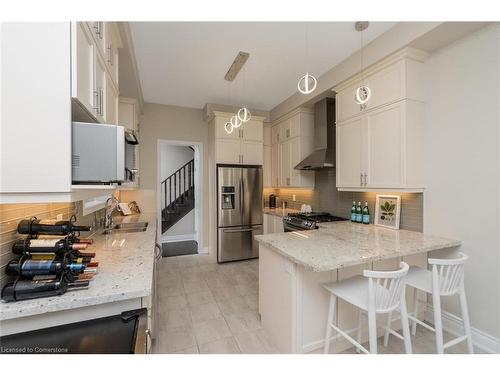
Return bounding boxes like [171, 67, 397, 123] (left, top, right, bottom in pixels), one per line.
[72, 122, 125, 184]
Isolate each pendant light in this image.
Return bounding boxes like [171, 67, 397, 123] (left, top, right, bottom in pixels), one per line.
[298, 24, 317, 95]
[237, 64, 251, 122]
[231, 114, 242, 128]
[354, 21, 371, 105]
[224, 81, 236, 134]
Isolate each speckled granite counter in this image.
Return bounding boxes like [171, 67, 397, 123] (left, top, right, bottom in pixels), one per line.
[263, 207, 299, 217]
[0, 214, 156, 321]
[255, 221, 461, 272]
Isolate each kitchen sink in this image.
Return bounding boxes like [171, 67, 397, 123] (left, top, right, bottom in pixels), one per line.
[101, 222, 148, 235]
[113, 222, 149, 230]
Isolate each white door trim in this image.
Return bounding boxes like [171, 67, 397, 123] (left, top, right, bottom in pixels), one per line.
[156, 139, 203, 253]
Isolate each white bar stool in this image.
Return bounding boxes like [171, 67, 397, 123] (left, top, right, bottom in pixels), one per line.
[322, 262, 412, 354]
[401, 252, 473, 354]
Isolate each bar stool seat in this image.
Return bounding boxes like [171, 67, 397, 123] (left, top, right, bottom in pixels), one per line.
[322, 262, 412, 354]
[404, 266, 433, 293]
[323, 275, 391, 312]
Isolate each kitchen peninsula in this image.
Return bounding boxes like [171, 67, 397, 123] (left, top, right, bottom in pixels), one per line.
[255, 222, 461, 353]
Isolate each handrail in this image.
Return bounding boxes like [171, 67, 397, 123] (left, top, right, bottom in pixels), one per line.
[161, 159, 193, 186]
[160, 159, 194, 220]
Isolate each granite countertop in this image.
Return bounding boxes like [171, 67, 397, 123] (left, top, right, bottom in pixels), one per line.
[0, 213, 157, 321]
[255, 221, 461, 272]
[263, 207, 299, 217]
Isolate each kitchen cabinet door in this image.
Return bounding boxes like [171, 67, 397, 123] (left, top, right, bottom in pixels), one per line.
[88, 22, 105, 56]
[241, 120, 263, 142]
[280, 140, 292, 187]
[365, 102, 404, 188]
[241, 141, 263, 165]
[215, 139, 241, 164]
[336, 84, 365, 123]
[273, 215, 284, 232]
[336, 117, 365, 188]
[119, 98, 138, 132]
[105, 76, 119, 125]
[263, 126, 272, 146]
[280, 119, 292, 141]
[271, 124, 280, 144]
[263, 145, 272, 187]
[215, 117, 240, 140]
[71, 22, 96, 117]
[94, 54, 107, 123]
[104, 23, 119, 86]
[271, 143, 280, 187]
[290, 137, 314, 188]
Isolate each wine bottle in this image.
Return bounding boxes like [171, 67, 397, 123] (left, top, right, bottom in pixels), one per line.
[362, 202, 370, 225]
[5, 259, 86, 277]
[356, 202, 363, 223]
[12, 238, 88, 255]
[38, 235, 94, 245]
[1, 279, 89, 302]
[17, 219, 91, 236]
[351, 201, 357, 222]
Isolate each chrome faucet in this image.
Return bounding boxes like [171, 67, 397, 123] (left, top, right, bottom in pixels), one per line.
[104, 196, 121, 229]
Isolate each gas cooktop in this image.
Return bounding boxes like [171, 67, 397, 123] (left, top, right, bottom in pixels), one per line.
[283, 212, 348, 231]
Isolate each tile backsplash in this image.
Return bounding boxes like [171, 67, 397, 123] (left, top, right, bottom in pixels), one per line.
[0, 202, 105, 288]
[264, 169, 423, 232]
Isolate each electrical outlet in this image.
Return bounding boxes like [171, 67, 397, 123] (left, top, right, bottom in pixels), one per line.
[292, 194, 296, 201]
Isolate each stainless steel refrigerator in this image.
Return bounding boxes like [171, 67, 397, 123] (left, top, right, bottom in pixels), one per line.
[217, 165, 263, 263]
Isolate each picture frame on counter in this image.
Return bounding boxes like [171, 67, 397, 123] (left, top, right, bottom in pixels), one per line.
[374, 194, 401, 229]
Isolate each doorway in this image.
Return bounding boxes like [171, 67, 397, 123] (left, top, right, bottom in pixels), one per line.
[157, 140, 203, 256]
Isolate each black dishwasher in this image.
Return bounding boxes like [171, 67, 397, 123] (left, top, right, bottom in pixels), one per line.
[0, 308, 149, 354]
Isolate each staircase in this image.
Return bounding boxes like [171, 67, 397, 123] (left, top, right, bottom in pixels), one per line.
[161, 159, 195, 234]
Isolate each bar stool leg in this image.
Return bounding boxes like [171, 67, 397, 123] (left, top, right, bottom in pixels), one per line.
[458, 284, 474, 354]
[383, 311, 392, 347]
[432, 290, 444, 354]
[400, 296, 413, 354]
[324, 294, 336, 354]
[411, 288, 419, 336]
[367, 307, 378, 354]
[356, 309, 363, 353]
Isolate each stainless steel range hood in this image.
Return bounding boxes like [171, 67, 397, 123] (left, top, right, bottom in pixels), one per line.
[294, 97, 335, 170]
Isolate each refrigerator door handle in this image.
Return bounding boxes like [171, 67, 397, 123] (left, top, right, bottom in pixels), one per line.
[240, 177, 244, 223]
[222, 228, 256, 233]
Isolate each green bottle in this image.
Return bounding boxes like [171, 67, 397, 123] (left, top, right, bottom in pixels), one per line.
[351, 201, 357, 222]
[362, 202, 370, 224]
[355, 201, 363, 223]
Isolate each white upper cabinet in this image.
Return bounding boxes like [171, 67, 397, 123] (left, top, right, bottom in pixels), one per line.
[95, 53, 107, 123]
[71, 22, 96, 116]
[119, 97, 139, 132]
[72, 22, 122, 123]
[270, 108, 314, 188]
[263, 145, 272, 187]
[211, 112, 266, 165]
[335, 48, 427, 123]
[104, 23, 120, 87]
[335, 48, 428, 191]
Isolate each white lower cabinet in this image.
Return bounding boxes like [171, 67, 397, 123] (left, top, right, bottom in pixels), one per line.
[263, 213, 284, 234]
[336, 100, 424, 191]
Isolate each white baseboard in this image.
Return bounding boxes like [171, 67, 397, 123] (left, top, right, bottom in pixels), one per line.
[425, 304, 500, 353]
[161, 233, 196, 243]
[198, 246, 209, 254]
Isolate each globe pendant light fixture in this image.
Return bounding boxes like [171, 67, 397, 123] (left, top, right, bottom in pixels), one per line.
[298, 73, 317, 95]
[237, 107, 251, 123]
[224, 121, 234, 134]
[231, 114, 242, 128]
[354, 21, 371, 105]
[298, 24, 317, 95]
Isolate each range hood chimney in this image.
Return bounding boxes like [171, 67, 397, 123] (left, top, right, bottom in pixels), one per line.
[294, 97, 335, 170]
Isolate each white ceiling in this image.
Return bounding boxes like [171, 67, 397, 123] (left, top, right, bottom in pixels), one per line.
[130, 22, 396, 110]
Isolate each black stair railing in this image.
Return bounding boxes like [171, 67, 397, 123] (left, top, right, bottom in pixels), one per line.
[161, 159, 195, 220]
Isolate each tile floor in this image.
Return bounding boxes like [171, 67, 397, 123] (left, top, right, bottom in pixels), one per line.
[154, 254, 484, 354]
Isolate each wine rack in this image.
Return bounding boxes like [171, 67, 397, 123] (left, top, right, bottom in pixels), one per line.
[1, 216, 97, 302]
